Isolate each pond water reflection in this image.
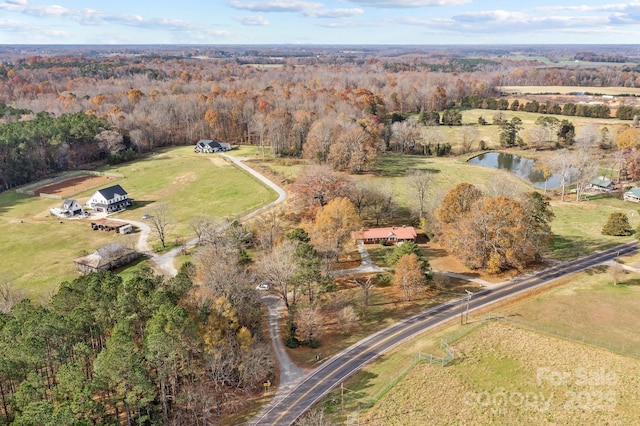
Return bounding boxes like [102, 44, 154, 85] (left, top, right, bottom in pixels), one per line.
[468, 152, 561, 189]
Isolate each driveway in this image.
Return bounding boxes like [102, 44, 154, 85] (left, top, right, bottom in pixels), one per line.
[331, 242, 384, 277]
[126, 153, 288, 277]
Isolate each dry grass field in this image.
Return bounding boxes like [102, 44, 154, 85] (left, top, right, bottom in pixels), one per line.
[356, 322, 640, 425]
[500, 86, 640, 96]
[316, 252, 640, 425]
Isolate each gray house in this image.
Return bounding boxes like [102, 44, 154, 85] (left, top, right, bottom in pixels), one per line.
[60, 199, 83, 216]
[86, 184, 131, 213]
[194, 139, 232, 153]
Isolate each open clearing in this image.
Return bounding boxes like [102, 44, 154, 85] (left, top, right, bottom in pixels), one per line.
[0, 146, 277, 297]
[318, 251, 640, 425]
[354, 322, 640, 425]
[500, 86, 640, 96]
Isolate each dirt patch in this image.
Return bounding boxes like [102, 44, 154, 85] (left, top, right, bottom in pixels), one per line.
[34, 174, 115, 198]
[208, 156, 229, 167]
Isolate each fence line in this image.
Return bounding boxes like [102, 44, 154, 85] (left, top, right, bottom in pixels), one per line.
[15, 170, 124, 195]
[345, 310, 640, 424]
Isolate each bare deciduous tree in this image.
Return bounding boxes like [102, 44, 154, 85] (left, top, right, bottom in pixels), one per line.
[255, 241, 299, 309]
[146, 203, 175, 249]
[406, 169, 432, 219]
[0, 277, 25, 313]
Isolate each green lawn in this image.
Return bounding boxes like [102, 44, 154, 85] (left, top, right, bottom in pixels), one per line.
[549, 197, 637, 260]
[0, 146, 277, 298]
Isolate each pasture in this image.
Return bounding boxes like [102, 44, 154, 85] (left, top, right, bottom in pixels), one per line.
[315, 250, 640, 424]
[351, 322, 640, 425]
[0, 146, 277, 298]
[500, 85, 640, 96]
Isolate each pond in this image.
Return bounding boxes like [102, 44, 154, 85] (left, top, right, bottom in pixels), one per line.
[467, 152, 561, 189]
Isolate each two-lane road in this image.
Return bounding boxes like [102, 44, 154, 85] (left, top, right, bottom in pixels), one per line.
[252, 241, 638, 425]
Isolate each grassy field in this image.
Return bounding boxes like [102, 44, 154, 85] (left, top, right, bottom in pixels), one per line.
[416, 108, 629, 155]
[351, 322, 640, 425]
[0, 146, 277, 298]
[500, 86, 640, 96]
[310, 249, 640, 424]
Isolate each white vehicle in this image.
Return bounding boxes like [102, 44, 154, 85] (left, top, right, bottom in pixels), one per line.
[256, 283, 270, 291]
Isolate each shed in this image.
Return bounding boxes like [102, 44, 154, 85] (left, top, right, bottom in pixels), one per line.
[588, 177, 615, 192]
[73, 243, 139, 274]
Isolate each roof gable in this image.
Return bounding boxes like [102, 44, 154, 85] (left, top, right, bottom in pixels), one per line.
[96, 184, 127, 200]
[589, 177, 613, 188]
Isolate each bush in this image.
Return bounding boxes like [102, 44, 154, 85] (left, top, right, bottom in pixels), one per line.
[285, 336, 300, 348]
[602, 212, 633, 236]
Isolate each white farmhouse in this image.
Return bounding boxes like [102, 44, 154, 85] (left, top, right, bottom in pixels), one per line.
[86, 184, 132, 213]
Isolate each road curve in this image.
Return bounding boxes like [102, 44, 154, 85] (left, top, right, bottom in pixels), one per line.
[251, 240, 638, 425]
[138, 153, 287, 276]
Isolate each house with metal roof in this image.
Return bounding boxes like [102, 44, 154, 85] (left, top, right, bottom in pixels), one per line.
[86, 184, 131, 213]
[624, 187, 640, 203]
[588, 176, 615, 192]
[73, 242, 139, 274]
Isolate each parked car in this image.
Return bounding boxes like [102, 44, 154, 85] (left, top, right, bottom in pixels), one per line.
[256, 283, 270, 291]
[142, 214, 152, 220]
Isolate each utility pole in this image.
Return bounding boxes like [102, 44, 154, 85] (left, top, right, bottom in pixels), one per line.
[341, 383, 344, 425]
[464, 289, 473, 324]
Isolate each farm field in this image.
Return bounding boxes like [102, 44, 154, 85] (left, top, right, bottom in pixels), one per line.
[500, 85, 640, 96]
[315, 251, 640, 424]
[0, 146, 277, 298]
[353, 322, 640, 425]
[419, 108, 629, 154]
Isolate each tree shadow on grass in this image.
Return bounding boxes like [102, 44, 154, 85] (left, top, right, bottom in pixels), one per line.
[618, 277, 640, 286]
[372, 154, 441, 178]
[549, 235, 625, 261]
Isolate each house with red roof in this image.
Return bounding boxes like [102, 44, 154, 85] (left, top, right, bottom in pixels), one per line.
[352, 226, 417, 245]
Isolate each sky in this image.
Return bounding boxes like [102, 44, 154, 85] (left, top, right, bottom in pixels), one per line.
[1, 0, 640, 45]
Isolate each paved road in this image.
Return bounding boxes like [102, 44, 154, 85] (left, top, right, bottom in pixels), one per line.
[251, 240, 638, 425]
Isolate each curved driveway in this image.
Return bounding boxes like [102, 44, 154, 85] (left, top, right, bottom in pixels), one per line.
[130, 153, 287, 276]
[251, 240, 638, 425]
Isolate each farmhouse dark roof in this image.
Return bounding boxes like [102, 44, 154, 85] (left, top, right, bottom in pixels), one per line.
[61, 199, 77, 209]
[198, 139, 222, 148]
[97, 184, 127, 199]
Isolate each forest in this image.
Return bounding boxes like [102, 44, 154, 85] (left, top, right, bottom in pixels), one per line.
[2, 44, 640, 424]
[2, 44, 640, 191]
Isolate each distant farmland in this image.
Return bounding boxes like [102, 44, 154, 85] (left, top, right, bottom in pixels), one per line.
[499, 86, 640, 96]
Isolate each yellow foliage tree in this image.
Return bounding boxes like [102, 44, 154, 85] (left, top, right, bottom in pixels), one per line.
[310, 197, 361, 260]
[616, 127, 640, 150]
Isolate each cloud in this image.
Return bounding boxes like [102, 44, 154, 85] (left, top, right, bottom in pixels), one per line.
[347, 0, 470, 7]
[305, 8, 363, 18]
[235, 14, 270, 25]
[228, 0, 323, 13]
[399, 8, 612, 36]
[0, 1, 230, 37]
[229, 1, 362, 20]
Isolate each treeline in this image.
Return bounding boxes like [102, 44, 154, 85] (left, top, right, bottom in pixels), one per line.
[0, 265, 272, 425]
[0, 111, 123, 190]
[0, 50, 639, 191]
[460, 96, 613, 119]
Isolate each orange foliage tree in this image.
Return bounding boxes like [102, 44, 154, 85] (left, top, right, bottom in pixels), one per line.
[441, 196, 538, 273]
[392, 253, 426, 303]
[308, 197, 361, 261]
